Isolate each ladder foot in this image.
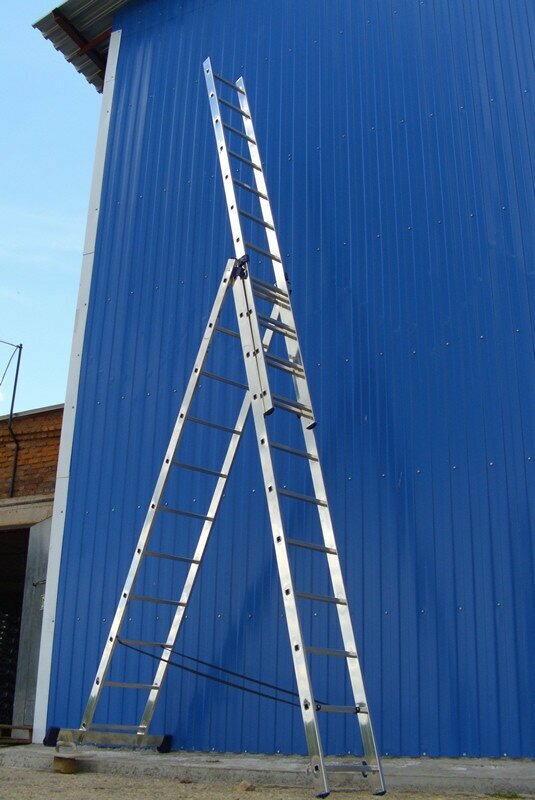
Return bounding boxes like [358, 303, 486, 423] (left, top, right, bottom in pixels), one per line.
[156, 734, 173, 753]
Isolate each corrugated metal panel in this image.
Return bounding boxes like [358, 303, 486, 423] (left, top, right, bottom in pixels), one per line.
[47, 0, 535, 758]
[34, 0, 130, 91]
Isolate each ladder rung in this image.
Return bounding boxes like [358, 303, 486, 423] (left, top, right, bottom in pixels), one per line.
[130, 594, 187, 606]
[234, 178, 268, 200]
[186, 415, 240, 434]
[326, 763, 380, 774]
[257, 316, 297, 339]
[253, 287, 291, 309]
[245, 241, 282, 263]
[158, 506, 214, 521]
[286, 538, 336, 554]
[251, 276, 289, 298]
[145, 550, 200, 564]
[265, 353, 304, 377]
[270, 442, 318, 461]
[278, 488, 327, 506]
[228, 149, 261, 170]
[223, 122, 254, 142]
[86, 724, 143, 730]
[119, 639, 171, 649]
[295, 591, 346, 605]
[200, 370, 248, 390]
[305, 647, 357, 658]
[218, 95, 250, 117]
[239, 208, 275, 230]
[103, 682, 159, 689]
[213, 72, 245, 94]
[315, 704, 361, 714]
[172, 460, 228, 478]
[215, 324, 240, 338]
[272, 395, 314, 419]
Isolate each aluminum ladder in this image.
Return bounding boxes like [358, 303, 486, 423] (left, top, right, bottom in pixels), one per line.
[72, 58, 385, 797]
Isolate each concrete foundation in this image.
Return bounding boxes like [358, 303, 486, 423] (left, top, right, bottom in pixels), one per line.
[0, 746, 533, 795]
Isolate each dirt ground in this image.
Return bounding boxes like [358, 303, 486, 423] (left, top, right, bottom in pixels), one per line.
[0, 767, 522, 800]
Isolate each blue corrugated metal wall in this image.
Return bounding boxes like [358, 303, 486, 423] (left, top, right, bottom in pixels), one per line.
[48, 0, 535, 758]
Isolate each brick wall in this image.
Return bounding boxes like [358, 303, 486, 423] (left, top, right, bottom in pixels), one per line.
[0, 407, 63, 499]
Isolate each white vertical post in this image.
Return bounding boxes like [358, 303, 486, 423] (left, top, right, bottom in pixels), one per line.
[33, 29, 123, 743]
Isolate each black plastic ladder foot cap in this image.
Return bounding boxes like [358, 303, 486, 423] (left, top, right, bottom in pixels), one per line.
[157, 734, 173, 753]
[43, 726, 61, 747]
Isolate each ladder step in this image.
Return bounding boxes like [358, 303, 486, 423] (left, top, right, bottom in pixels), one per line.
[253, 287, 291, 310]
[245, 242, 282, 263]
[86, 723, 143, 731]
[278, 488, 327, 506]
[228, 149, 262, 170]
[200, 369, 248, 390]
[234, 178, 268, 200]
[250, 276, 289, 298]
[305, 647, 358, 658]
[295, 591, 346, 605]
[171, 461, 228, 478]
[286, 538, 336, 554]
[326, 763, 380, 775]
[145, 550, 200, 564]
[159, 506, 214, 521]
[315, 704, 361, 714]
[218, 95, 250, 117]
[130, 594, 187, 607]
[214, 324, 240, 338]
[186, 415, 240, 434]
[103, 682, 159, 690]
[223, 122, 254, 143]
[213, 72, 245, 94]
[239, 208, 275, 230]
[270, 442, 318, 461]
[272, 395, 314, 419]
[119, 639, 171, 649]
[265, 353, 304, 377]
[257, 316, 297, 340]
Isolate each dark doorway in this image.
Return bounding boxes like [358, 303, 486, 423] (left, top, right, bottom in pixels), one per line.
[0, 528, 29, 732]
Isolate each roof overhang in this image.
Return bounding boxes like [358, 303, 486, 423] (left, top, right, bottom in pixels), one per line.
[34, 1, 131, 92]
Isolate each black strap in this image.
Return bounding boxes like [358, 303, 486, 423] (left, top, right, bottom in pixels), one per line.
[117, 639, 302, 708]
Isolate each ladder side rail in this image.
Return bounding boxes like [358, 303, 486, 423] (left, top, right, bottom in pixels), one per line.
[301, 425, 386, 794]
[79, 261, 235, 737]
[247, 398, 329, 797]
[204, 58, 273, 416]
[235, 77, 315, 425]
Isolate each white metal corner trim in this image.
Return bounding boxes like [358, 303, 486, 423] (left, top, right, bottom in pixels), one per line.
[33, 28, 122, 743]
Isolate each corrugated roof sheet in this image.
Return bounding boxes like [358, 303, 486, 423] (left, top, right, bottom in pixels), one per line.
[33, 0, 131, 91]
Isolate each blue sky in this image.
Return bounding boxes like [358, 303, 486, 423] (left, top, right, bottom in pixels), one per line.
[0, 3, 100, 415]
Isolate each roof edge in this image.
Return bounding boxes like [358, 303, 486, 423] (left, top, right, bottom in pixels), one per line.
[34, 0, 130, 91]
